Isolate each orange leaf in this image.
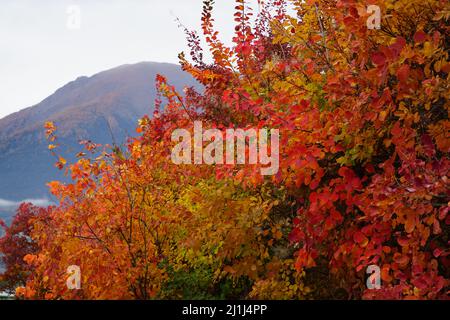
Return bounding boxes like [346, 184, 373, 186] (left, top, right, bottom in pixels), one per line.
[354, 231, 369, 247]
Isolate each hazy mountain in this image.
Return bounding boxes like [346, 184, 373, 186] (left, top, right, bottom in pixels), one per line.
[0, 62, 199, 223]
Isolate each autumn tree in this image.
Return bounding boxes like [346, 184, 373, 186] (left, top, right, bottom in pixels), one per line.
[16, 0, 449, 300]
[179, 0, 449, 299]
[0, 203, 48, 294]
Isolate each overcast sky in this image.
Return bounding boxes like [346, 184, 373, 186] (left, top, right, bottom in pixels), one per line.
[0, 0, 236, 119]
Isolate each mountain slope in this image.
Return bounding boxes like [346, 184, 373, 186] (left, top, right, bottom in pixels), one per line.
[0, 62, 199, 211]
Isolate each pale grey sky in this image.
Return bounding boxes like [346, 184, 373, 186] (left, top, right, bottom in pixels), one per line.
[0, 0, 236, 119]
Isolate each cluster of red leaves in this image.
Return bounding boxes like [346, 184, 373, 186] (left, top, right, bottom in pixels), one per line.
[0, 204, 49, 295]
[178, 0, 449, 299]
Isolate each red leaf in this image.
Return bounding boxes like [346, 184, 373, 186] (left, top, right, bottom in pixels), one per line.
[288, 228, 304, 243]
[433, 248, 443, 258]
[371, 52, 386, 66]
[421, 134, 435, 157]
[414, 31, 427, 43]
[397, 64, 410, 83]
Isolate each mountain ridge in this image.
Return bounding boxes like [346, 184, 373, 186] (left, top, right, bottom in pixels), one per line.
[0, 61, 192, 142]
[0, 61, 199, 215]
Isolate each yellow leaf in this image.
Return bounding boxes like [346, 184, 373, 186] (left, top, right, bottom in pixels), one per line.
[423, 42, 434, 57]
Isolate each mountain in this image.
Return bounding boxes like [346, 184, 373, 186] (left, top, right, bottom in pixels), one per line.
[0, 62, 199, 224]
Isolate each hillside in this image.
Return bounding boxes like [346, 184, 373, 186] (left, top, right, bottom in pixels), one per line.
[0, 62, 199, 222]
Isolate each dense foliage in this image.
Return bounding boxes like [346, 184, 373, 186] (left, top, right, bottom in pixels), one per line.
[0, 204, 48, 295]
[1, 0, 449, 299]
